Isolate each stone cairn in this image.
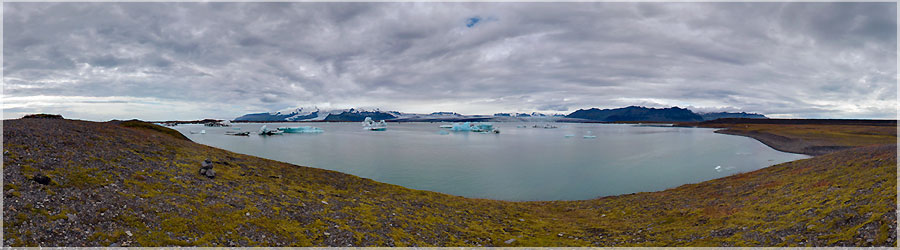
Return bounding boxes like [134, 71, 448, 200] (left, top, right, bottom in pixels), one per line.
[199, 159, 216, 178]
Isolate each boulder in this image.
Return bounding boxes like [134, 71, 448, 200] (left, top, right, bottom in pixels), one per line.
[201, 159, 213, 169]
[199, 168, 215, 178]
[32, 174, 52, 185]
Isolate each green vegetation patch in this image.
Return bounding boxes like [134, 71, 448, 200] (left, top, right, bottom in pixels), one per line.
[118, 120, 190, 141]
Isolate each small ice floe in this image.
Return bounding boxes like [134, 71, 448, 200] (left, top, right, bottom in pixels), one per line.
[715, 165, 737, 172]
[438, 130, 450, 135]
[564, 134, 575, 138]
[583, 131, 597, 139]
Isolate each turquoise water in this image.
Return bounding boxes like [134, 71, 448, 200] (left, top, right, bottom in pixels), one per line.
[174, 122, 808, 201]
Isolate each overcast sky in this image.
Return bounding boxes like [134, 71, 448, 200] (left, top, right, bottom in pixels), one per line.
[3, 2, 896, 121]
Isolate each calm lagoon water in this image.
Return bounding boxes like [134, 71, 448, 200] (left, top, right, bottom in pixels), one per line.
[174, 122, 808, 201]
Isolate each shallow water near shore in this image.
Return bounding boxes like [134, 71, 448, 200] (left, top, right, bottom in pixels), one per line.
[174, 122, 808, 201]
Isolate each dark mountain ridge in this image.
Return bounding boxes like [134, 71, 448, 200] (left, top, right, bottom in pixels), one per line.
[699, 112, 767, 121]
[566, 106, 704, 122]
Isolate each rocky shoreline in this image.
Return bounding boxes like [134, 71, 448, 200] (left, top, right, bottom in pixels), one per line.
[713, 129, 851, 156]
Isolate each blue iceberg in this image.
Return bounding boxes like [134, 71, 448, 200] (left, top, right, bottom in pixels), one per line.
[451, 122, 499, 133]
[277, 126, 324, 133]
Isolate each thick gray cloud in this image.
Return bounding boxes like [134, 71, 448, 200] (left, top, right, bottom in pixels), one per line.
[3, 2, 896, 120]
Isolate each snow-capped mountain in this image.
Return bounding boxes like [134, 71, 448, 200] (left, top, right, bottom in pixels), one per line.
[235, 107, 571, 122]
[234, 107, 399, 122]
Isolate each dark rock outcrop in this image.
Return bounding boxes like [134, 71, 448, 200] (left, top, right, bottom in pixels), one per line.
[22, 114, 64, 119]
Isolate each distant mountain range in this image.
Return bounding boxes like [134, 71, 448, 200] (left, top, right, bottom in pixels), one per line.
[234, 106, 767, 122]
[698, 112, 768, 121]
[234, 107, 400, 122]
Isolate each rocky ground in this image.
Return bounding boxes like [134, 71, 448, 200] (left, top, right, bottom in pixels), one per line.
[2, 117, 896, 246]
[697, 122, 896, 156]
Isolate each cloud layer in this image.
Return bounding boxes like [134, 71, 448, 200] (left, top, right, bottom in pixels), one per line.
[4, 2, 896, 120]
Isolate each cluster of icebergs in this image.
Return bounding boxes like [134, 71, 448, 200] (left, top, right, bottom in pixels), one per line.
[441, 122, 500, 134]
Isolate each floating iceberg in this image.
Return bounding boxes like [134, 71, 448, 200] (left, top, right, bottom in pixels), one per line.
[259, 125, 284, 135]
[715, 165, 736, 172]
[451, 122, 499, 133]
[362, 117, 387, 131]
[226, 131, 250, 136]
[277, 126, 324, 133]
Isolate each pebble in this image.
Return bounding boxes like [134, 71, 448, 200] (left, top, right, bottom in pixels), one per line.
[323, 232, 331, 236]
[125, 231, 133, 237]
[504, 238, 516, 244]
[321, 200, 328, 205]
[518, 219, 525, 222]
[66, 214, 77, 221]
[558, 233, 565, 237]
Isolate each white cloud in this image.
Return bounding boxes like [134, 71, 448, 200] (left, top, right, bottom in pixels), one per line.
[3, 2, 896, 120]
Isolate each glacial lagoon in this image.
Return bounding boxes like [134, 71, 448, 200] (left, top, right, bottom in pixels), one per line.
[174, 122, 808, 201]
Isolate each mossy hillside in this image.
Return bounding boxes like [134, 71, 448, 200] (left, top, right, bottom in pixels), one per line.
[2, 118, 896, 246]
[117, 120, 190, 141]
